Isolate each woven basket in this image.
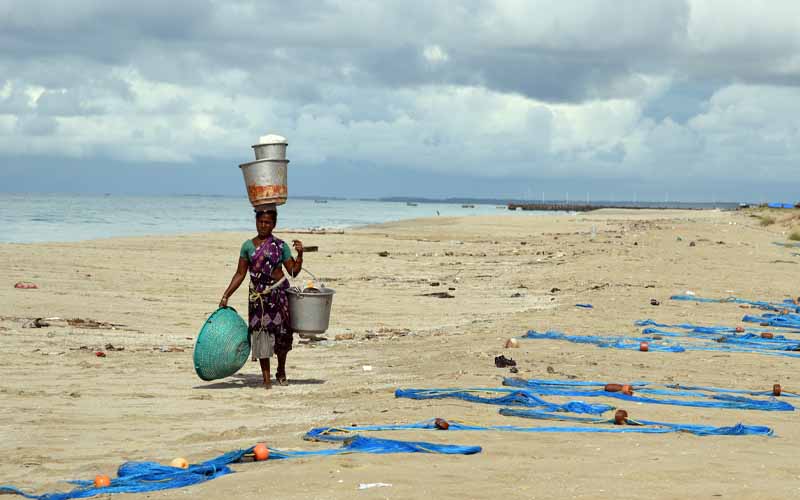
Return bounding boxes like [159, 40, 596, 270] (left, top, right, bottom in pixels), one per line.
[194, 307, 250, 381]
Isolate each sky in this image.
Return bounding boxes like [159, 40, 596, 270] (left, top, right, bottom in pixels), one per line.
[1, 0, 799, 202]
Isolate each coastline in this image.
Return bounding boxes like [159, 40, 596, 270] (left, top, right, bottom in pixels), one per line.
[2, 209, 800, 499]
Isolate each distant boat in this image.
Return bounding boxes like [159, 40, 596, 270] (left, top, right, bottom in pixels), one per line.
[406, 202, 418, 206]
[314, 199, 328, 204]
[461, 204, 475, 208]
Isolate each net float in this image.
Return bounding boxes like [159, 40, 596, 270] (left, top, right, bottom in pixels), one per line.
[735, 326, 744, 333]
[253, 443, 269, 461]
[170, 458, 188, 469]
[761, 332, 774, 339]
[614, 409, 628, 425]
[639, 342, 649, 352]
[604, 383, 623, 393]
[94, 474, 111, 488]
[773, 384, 782, 396]
[621, 384, 634, 396]
[434, 418, 450, 430]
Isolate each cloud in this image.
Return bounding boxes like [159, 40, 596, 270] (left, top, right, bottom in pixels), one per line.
[1, 0, 800, 199]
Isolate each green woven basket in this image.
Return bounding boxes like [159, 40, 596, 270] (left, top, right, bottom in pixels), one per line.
[194, 307, 250, 381]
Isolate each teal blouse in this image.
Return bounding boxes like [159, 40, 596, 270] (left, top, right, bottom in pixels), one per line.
[240, 238, 292, 262]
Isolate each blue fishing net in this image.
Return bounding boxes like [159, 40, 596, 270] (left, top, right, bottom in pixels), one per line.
[395, 388, 613, 414]
[0, 436, 480, 500]
[743, 312, 800, 330]
[523, 330, 686, 352]
[498, 409, 773, 436]
[193, 307, 250, 381]
[304, 416, 773, 439]
[670, 294, 800, 313]
[502, 378, 794, 411]
[522, 326, 800, 359]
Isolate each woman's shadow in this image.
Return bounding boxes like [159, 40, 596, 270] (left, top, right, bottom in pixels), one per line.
[194, 373, 326, 389]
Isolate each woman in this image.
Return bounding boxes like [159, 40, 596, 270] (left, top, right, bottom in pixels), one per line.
[220, 209, 303, 389]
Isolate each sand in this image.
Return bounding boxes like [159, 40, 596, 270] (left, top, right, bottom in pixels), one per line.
[1, 209, 799, 499]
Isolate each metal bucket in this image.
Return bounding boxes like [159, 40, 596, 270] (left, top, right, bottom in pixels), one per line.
[287, 287, 335, 334]
[252, 142, 287, 161]
[239, 158, 289, 206]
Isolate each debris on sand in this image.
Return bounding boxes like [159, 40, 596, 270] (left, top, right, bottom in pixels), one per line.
[23, 318, 51, 328]
[494, 355, 516, 368]
[14, 282, 38, 289]
[158, 346, 185, 353]
[67, 318, 120, 329]
[420, 292, 454, 299]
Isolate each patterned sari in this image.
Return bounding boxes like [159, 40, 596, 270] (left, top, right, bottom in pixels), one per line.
[248, 235, 293, 360]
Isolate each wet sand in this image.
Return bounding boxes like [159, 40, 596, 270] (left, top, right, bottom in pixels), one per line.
[1, 209, 799, 499]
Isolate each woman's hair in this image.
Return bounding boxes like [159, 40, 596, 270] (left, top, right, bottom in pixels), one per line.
[255, 209, 278, 223]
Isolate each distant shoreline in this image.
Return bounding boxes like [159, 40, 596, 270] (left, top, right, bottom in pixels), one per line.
[378, 196, 741, 210]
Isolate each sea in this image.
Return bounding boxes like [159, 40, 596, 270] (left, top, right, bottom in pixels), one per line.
[0, 193, 555, 244]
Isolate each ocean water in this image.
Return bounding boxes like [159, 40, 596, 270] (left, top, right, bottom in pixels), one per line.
[0, 193, 554, 243]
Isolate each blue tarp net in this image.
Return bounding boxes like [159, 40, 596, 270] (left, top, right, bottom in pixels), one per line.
[394, 388, 613, 414]
[522, 327, 800, 359]
[0, 436, 480, 500]
[511, 378, 798, 399]
[498, 410, 773, 436]
[636, 320, 800, 350]
[501, 379, 794, 411]
[522, 330, 686, 352]
[304, 416, 773, 439]
[670, 294, 800, 314]
[743, 312, 800, 330]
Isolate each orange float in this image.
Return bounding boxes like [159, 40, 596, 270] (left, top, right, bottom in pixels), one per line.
[170, 457, 189, 469]
[604, 383, 623, 393]
[614, 409, 628, 425]
[735, 326, 744, 333]
[639, 342, 649, 352]
[773, 384, 782, 397]
[94, 474, 111, 488]
[434, 418, 450, 430]
[761, 332, 774, 339]
[621, 384, 634, 396]
[253, 443, 270, 461]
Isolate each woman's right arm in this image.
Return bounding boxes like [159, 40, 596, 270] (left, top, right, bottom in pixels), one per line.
[219, 257, 249, 307]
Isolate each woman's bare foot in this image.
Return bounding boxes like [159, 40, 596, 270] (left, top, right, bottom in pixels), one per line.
[259, 358, 272, 390]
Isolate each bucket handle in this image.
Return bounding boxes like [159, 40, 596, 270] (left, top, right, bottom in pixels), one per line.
[284, 266, 321, 289]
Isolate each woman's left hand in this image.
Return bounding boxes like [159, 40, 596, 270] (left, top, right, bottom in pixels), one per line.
[292, 239, 304, 255]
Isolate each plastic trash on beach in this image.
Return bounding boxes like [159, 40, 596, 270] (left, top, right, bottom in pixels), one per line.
[358, 483, 392, 490]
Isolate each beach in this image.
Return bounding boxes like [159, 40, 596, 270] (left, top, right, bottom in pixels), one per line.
[2, 208, 799, 499]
